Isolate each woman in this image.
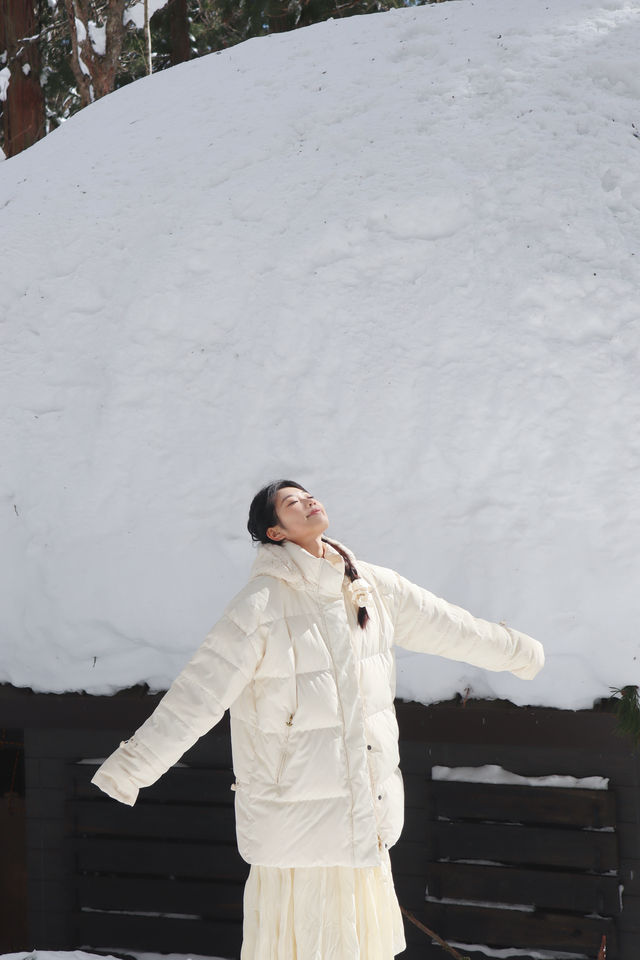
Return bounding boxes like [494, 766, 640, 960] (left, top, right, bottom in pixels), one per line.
[92, 480, 544, 960]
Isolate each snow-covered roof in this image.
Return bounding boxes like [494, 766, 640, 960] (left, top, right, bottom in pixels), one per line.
[1, 0, 639, 708]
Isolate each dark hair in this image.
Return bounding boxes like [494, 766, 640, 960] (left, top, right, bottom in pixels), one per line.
[327, 540, 370, 630]
[247, 480, 308, 545]
[247, 480, 369, 630]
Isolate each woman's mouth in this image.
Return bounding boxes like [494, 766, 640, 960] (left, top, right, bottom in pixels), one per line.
[308, 508, 322, 517]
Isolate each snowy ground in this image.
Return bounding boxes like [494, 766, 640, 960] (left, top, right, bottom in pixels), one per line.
[1, 0, 640, 709]
[0, 952, 226, 960]
[0, 946, 590, 960]
[0, 939, 594, 960]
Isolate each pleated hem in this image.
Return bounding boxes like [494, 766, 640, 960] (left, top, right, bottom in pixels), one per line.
[240, 848, 406, 960]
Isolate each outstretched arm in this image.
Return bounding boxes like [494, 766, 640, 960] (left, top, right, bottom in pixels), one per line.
[366, 564, 544, 679]
[92, 611, 266, 805]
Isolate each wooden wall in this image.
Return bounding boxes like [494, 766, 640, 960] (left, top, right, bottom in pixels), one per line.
[1, 685, 638, 960]
[394, 700, 640, 960]
[0, 727, 28, 952]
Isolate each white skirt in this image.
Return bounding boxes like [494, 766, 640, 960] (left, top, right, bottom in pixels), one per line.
[240, 848, 406, 960]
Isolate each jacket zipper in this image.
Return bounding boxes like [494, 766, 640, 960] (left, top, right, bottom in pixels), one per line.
[275, 713, 294, 785]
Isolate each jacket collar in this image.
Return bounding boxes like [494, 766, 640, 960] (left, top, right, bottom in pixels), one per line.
[250, 536, 356, 599]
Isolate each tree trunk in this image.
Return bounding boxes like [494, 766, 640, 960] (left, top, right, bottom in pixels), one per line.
[0, 0, 45, 157]
[62, 0, 127, 107]
[169, 0, 189, 66]
[143, 0, 152, 74]
[265, 0, 291, 33]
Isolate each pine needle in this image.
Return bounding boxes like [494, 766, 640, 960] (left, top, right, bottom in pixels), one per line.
[610, 685, 640, 749]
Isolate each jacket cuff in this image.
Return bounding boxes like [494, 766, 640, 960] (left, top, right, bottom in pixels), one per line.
[506, 628, 545, 679]
[91, 766, 139, 806]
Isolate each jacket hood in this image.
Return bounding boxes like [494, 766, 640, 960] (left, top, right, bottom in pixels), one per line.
[249, 537, 357, 596]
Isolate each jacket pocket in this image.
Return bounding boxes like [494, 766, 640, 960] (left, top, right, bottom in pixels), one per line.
[275, 712, 294, 785]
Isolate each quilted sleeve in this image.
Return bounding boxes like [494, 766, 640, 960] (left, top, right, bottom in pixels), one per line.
[91, 609, 267, 806]
[364, 562, 544, 681]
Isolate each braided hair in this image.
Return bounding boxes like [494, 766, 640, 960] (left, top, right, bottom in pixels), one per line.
[323, 538, 370, 630]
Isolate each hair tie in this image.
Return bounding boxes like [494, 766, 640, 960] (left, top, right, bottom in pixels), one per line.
[348, 578, 373, 610]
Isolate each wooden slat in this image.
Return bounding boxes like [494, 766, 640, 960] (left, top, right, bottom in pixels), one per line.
[1, 683, 165, 729]
[419, 740, 638, 788]
[25, 787, 66, 819]
[419, 901, 618, 958]
[402, 805, 430, 842]
[617, 821, 640, 859]
[396, 699, 626, 753]
[401, 807, 621, 871]
[421, 862, 621, 916]
[425, 779, 616, 828]
[616, 791, 640, 824]
[26, 817, 74, 853]
[427, 820, 619, 872]
[72, 836, 249, 881]
[619, 895, 640, 933]
[620, 861, 640, 897]
[0, 795, 28, 952]
[76, 874, 244, 915]
[390, 830, 624, 888]
[68, 798, 236, 842]
[619, 931, 640, 959]
[391, 839, 432, 877]
[24, 721, 232, 762]
[73, 909, 242, 955]
[402, 919, 544, 960]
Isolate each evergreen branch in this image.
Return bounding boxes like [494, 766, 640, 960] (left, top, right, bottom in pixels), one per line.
[8, 16, 70, 59]
[610, 685, 640, 749]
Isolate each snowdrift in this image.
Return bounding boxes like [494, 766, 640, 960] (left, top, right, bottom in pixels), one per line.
[1, 0, 639, 707]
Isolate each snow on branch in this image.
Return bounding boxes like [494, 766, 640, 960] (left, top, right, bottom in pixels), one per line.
[88, 20, 106, 56]
[123, 0, 170, 30]
[0, 65, 10, 102]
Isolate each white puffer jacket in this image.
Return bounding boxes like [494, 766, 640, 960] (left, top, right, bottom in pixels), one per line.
[92, 538, 544, 868]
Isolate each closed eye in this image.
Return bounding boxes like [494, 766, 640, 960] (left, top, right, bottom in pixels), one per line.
[283, 493, 314, 507]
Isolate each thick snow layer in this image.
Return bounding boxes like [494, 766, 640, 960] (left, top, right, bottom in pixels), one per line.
[1, 0, 640, 707]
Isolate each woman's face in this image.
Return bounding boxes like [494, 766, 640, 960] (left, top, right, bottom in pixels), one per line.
[266, 486, 329, 546]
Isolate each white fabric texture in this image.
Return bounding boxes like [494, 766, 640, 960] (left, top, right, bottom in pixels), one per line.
[91, 537, 544, 867]
[240, 847, 406, 960]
